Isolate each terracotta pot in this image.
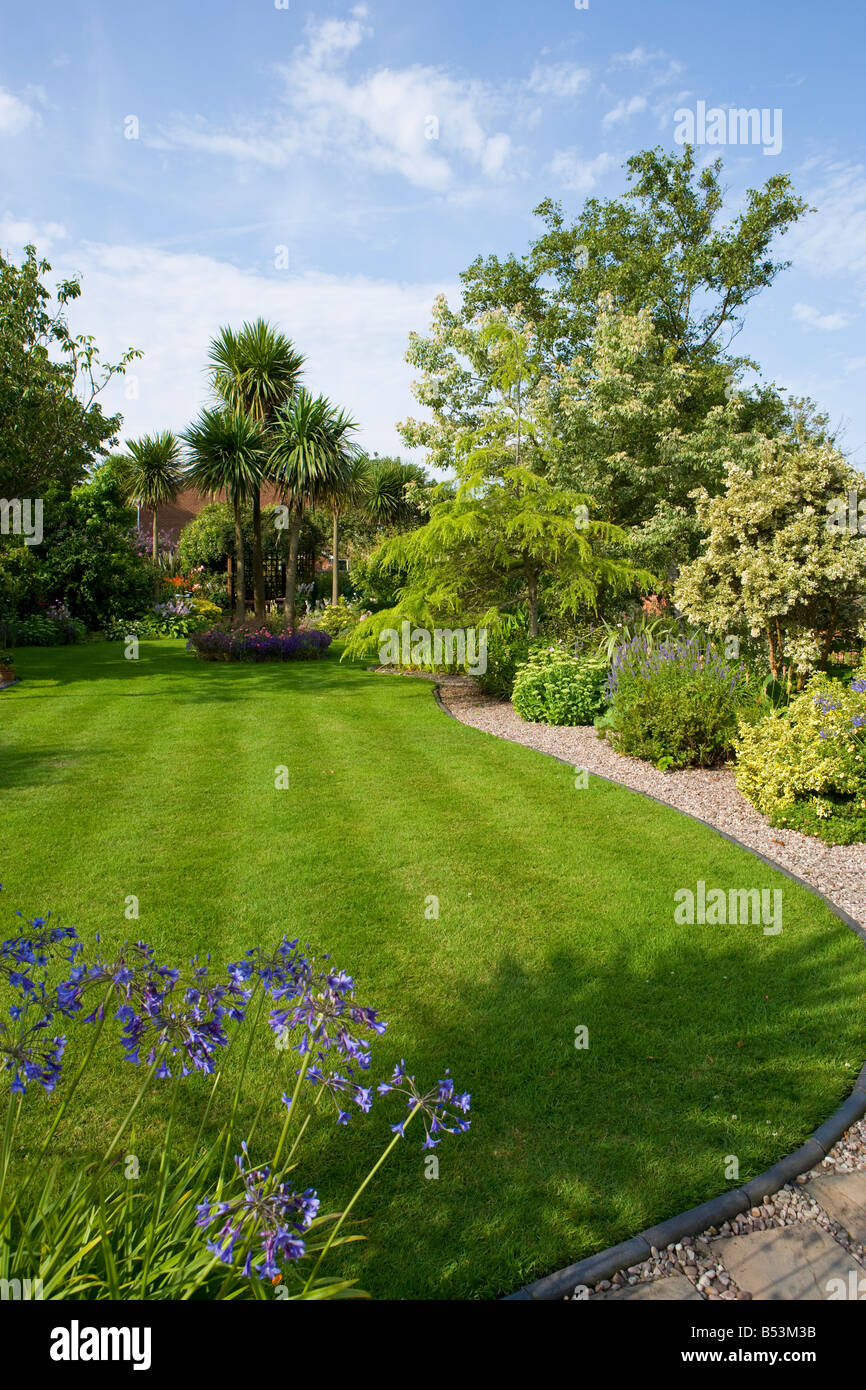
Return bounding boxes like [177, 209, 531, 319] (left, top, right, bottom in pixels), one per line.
[0, 663, 16, 685]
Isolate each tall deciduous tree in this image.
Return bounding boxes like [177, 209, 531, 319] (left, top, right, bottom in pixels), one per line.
[0, 245, 139, 500]
[348, 318, 651, 652]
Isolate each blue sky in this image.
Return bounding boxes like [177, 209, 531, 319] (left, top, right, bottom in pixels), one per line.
[1, 0, 865, 464]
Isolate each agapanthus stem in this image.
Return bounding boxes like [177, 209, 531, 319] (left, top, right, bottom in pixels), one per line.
[98, 1048, 167, 1174]
[220, 982, 267, 1173]
[272, 1023, 323, 1170]
[301, 1102, 421, 1292]
[18, 984, 113, 1207]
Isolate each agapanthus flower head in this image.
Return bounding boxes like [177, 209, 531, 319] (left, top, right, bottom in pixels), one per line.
[267, 955, 387, 1072]
[377, 1062, 471, 1148]
[196, 1143, 320, 1280]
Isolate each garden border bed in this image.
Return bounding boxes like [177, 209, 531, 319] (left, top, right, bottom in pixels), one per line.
[429, 684, 866, 1302]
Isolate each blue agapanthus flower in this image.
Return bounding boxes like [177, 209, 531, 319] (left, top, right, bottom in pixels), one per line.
[377, 1061, 471, 1149]
[196, 1142, 320, 1279]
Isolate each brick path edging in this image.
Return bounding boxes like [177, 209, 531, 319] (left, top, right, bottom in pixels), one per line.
[428, 685, 866, 1303]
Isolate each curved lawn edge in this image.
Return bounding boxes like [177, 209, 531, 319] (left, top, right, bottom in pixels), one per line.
[429, 685, 866, 1302]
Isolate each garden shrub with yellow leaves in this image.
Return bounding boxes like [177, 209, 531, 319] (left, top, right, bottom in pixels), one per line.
[734, 667, 866, 844]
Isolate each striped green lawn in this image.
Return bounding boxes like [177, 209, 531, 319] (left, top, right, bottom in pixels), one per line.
[1, 639, 864, 1299]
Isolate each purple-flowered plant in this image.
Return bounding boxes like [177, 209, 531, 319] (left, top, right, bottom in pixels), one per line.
[188, 626, 332, 662]
[0, 890, 472, 1300]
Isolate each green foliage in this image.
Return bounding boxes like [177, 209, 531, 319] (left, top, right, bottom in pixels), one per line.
[512, 647, 608, 725]
[475, 627, 537, 698]
[606, 637, 756, 769]
[0, 460, 152, 631]
[734, 670, 866, 844]
[675, 432, 866, 681]
[0, 246, 140, 498]
[3, 604, 86, 647]
[309, 598, 369, 637]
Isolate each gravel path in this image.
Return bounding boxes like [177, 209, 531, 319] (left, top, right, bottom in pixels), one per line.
[437, 680, 866, 931]
[434, 678, 866, 1300]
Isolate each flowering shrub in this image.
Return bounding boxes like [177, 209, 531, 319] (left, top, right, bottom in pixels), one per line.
[512, 647, 608, 725]
[603, 633, 754, 769]
[308, 599, 370, 638]
[0, 894, 471, 1299]
[104, 596, 224, 641]
[734, 670, 866, 844]
[2, 602, 86, 647]
[189, 626, 332, 662]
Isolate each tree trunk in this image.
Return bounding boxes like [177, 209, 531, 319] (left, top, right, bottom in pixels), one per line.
[527, 566, 539, 638]
[252, 490, 266, 623]
[152, 508, 160, 600]
[332, 510, 339, 606]
[285, 514, 302, 631]
[767, 624, 781, 680]
[233, 500, 246, 626]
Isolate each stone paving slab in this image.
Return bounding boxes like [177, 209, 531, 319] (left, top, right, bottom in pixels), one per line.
[805, 1171, 866, 1247]
[594, 1275, 703, 1301]
[719, 1223, 865, 1300]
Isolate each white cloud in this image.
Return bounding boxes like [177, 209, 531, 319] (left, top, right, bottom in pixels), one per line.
[793, 302, 853, 332]
[57, 240, 454, 458]
[610, 45, 665, 68]
[789, 162, 866, 280]
[602, 94, 648, 127]
[527, 62, 591, 100]
[0, 212, 67, 252]
[0, 85, 37, 136]
[156, 14, 512, 194]
[547, 149, 616, 193]
[151, 123, 290, 168]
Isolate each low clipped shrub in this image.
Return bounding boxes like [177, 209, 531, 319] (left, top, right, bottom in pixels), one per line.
[604, 633, 754, 769]
[734, 670, 866, 844]
[512, 648, 608, 725]
[188, 626, 332, 662]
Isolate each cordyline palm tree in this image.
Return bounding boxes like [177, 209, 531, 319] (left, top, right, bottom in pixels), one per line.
[124, 431, 183, 595]
[181, 406, 267, 626]
[270, 391, 357, 629]
[207, 321, 305, 623]
[364, 458, 426, 529]
[319, 415, 364, 606]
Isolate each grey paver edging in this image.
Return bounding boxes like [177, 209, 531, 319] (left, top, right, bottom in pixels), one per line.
[429, 685, 866, 1302]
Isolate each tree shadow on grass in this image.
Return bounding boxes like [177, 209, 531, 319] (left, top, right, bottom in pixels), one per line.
[299, 924, 866, 1300]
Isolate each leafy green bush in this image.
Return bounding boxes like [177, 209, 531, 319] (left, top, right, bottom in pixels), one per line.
[605, 633, 754, 769]
[309, 598, 370, 637]
[734, 670, 866, 844]
[476, 628, 537, 699]
[0, 462, 152, 632]
[512, 648, 608, 725]
[3, 602, 86, 647]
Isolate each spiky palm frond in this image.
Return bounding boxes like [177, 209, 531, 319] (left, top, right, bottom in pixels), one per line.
[208, 320, 306, 425]
[181, 407, 267, 504]
[270, 390, 354, 512]
[123, 431, 183, 510]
